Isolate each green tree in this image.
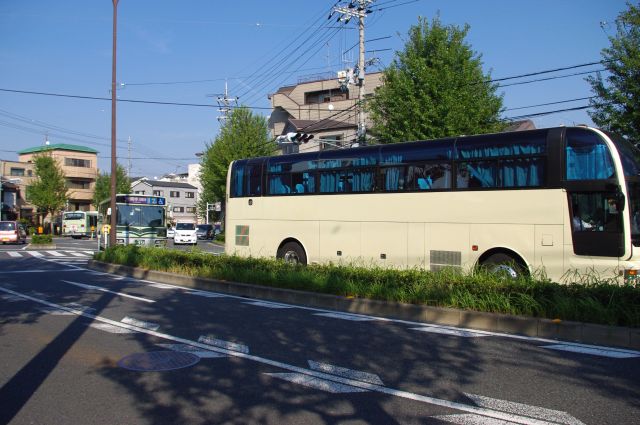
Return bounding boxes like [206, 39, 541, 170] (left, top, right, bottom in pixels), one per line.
[199, 107, 275, 220]
[587, 2, 640, 140]
[26, 153, 68, 234]
[368, 16, 505, 143]
[92, 164, 132, 210]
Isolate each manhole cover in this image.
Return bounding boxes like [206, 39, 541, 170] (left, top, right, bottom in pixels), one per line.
[117, 351, 200, 371]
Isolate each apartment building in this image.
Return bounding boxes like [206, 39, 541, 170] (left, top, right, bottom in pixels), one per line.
[269, 71, 384, 153]
[0, 159, 35, 221]
[131, 178, 198, 224]
[18, 144, 99, 212]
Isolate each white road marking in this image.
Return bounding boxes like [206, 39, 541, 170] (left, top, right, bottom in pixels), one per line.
[243, 300, 294, 309]
[433, 413, 514, 424]
[543, 344, 640, 358]
[198, 335, 250, 354]
[7, 251, 22, 258]
[46, 251, 65, 257]
[308, 360, 384, 385]
[0, 286, 585, 425]
[65, 251, 88, 257]
[314, 312, 378, 321]
[83, 251, 95, 255]
[189, 290, 228, 298]
[148, 282, 180, 290]
[26, 251, 44, 257]
[61, 280, 155, 303]
[266, 373, 368, 393]
[121, 316, 160, 331]
[2, 294, 27, 302]
[465, 393, 587, 425]
[90, 323, 137, 334]
[156, 343, 226, 359]
[411, 326, 488, 338]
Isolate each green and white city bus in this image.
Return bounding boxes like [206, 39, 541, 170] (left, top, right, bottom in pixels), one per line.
[62, 210, 99, 239]
[99, 194, 168, 248]
[225, 126, 640, 284]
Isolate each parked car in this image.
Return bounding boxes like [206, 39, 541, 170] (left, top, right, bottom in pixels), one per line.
[196, 224, 214, 240]
[173, 222, 197, 245]
[0, 221, 27, 244]
[167, 226, 175, 238]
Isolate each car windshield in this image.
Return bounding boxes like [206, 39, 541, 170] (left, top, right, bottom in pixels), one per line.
[0, 222, 16, 231]
[197, 225, 211, 230]
[176, 223, 195, 230]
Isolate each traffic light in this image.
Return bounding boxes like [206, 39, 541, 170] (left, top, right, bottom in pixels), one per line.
[284, 132, 314, 145]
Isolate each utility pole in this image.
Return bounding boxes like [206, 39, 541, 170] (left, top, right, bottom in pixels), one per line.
[127, 136, 132, 177]
[207, 80, 238, 124]
[331, 0, 373, 144]
[109, 0, 119, 248]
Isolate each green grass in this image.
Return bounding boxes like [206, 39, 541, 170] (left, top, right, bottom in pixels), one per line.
[94, 245, 640, 328]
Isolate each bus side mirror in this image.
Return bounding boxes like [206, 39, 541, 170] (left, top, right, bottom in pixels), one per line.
[106, 208, 112, 216]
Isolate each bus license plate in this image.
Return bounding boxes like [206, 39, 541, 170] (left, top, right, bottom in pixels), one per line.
[135, 240, 146, 245]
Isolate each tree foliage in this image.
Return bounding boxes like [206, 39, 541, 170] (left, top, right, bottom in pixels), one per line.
[368, 16, 505, 143]
[26, 153, 68, 231]
[199, 107, 276, 216]
[92, 164, 132, 210]
[587, 2, 640, 141]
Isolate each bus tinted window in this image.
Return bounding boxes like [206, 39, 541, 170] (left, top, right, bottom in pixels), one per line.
[381, 140, 453, 164]
[267, 153, 317, 195]
[318, 149, 377, 193]
[456, 132, 546, 159]
[566, 128, 615, 180]
[382, 163, 452, 191]
[231, 159, 263, 197]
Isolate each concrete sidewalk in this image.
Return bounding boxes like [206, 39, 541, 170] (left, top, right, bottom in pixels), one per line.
[88, 260, 640, 351]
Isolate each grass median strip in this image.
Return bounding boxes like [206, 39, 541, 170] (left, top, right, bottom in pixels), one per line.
[94, 245, 640, 328]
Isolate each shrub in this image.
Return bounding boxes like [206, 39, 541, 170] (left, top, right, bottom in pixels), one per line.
[94, 245, 640, 327]
[31, 234, 53, 244]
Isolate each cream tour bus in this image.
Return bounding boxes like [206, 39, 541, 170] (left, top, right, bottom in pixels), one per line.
[225, 126, 640, 284]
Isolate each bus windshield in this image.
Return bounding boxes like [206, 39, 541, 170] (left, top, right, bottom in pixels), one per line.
[64, 212, 85, 220]
[117, 205, 165, 227]
[607, 132, 640, 244]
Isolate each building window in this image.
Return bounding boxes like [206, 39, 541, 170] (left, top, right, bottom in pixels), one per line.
[173, 206, 184, 213]
[170, 191, 180, 198]
[27, 170, 32, 177]
[304, 89, 348, 104]
[320, 135, 343, 151]
[10, 168, 25, 176]
[65, 158, 92, 168]
[185, 192, 195, 198]
[67, 179, 91, 189]
[186, 207, 197, 213]
[153, 190, 164, 196]
[134, 190, 145, 195]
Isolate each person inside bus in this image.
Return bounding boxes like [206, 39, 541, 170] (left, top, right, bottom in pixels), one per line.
[572, 204, 594, 231]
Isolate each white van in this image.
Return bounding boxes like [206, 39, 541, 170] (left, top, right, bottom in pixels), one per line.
[174, 222, 197, 245]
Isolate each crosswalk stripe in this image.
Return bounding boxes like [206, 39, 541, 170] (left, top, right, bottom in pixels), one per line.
[26, 251, 44, 257]
[46, 251, 65, 257]
[83, 251, 95, 255]
[7, 251, 22, 258]
[65, 251, 88, 257]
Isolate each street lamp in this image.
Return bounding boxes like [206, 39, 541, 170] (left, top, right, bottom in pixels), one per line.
[0, 177, 21, 220]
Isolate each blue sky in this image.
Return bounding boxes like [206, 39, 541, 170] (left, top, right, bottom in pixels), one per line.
[0, 0, 629, 177]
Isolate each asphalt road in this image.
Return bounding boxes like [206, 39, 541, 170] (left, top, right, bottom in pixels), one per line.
[0, 246, 639, 424]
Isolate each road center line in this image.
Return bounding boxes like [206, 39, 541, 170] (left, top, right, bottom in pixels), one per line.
[0, 285, 565, 425]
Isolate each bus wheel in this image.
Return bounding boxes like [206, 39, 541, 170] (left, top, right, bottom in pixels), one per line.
[482, 253, 526, 279]
[277, 242, 307, 265]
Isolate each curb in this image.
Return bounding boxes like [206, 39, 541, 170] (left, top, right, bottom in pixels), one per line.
[26, 244, 56, 250]
[87, 260, 640, 351]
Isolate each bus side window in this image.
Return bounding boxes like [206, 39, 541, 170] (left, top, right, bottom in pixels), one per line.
[566, 128, 615, 180]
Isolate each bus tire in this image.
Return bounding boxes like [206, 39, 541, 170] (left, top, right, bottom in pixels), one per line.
[481, 253, 527, 279]
[277, 241, 307, 265]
